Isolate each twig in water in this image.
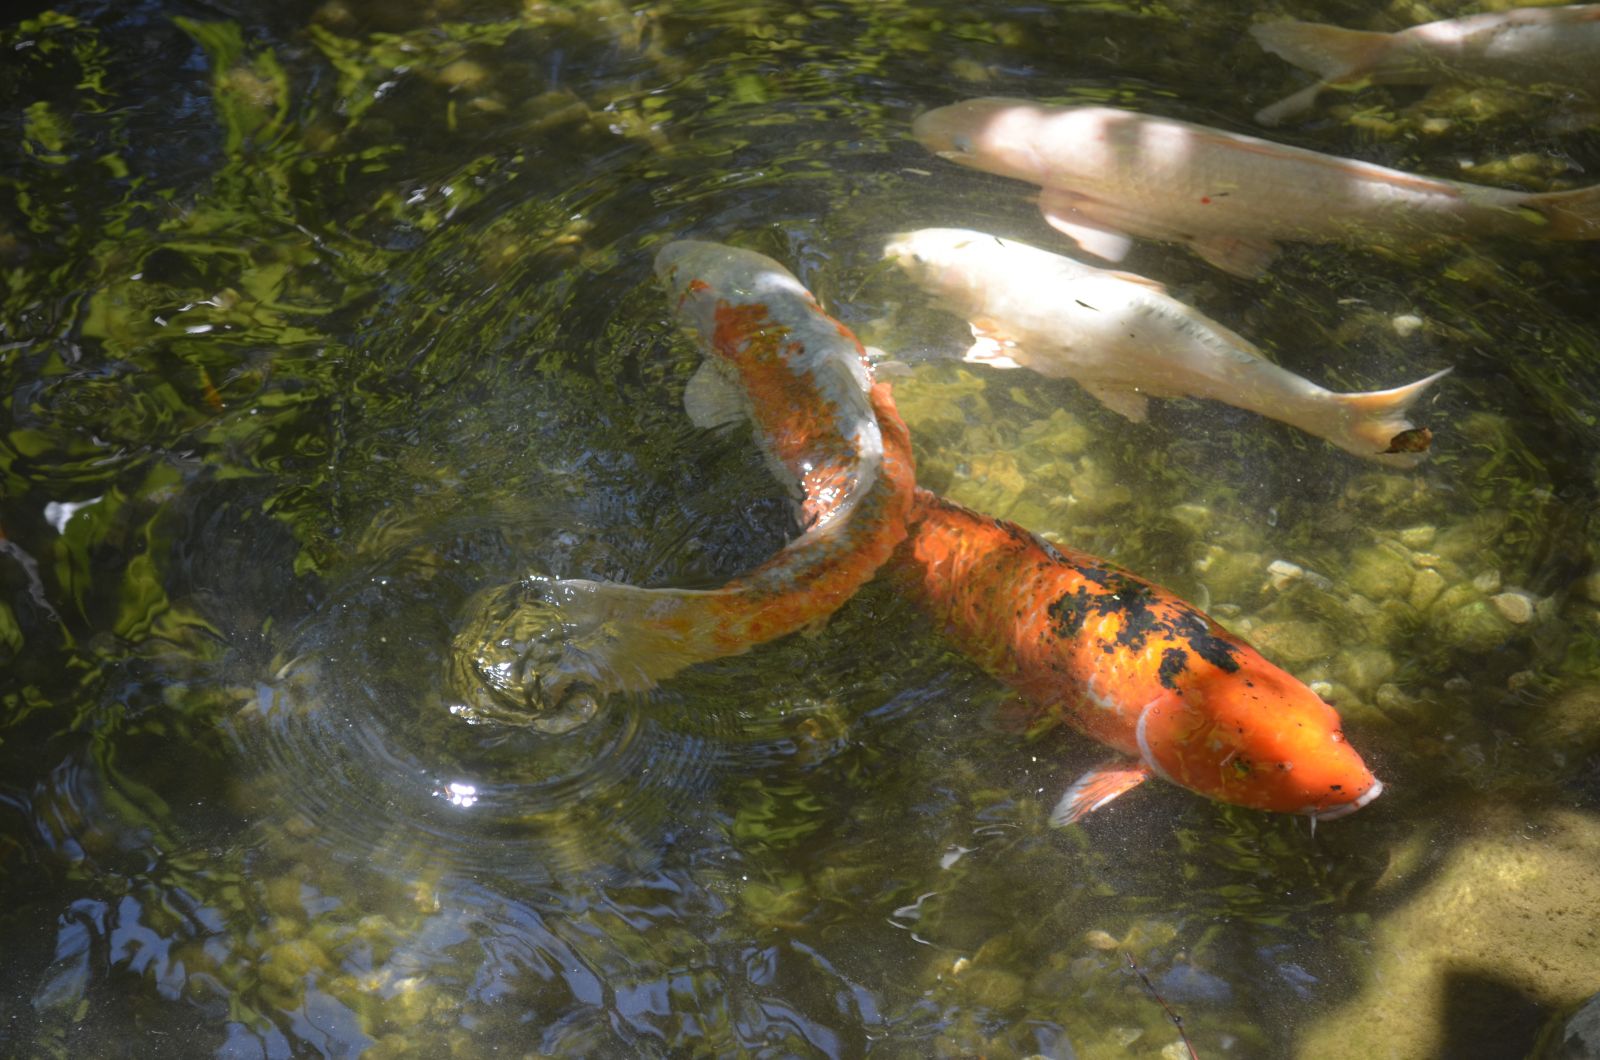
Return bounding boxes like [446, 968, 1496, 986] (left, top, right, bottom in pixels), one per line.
[1125, 951, 1200, 1060]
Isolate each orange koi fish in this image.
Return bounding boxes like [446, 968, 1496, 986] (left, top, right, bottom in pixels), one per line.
[892, 489, 1382, 824]
[913, 97, 1600, 277]
[448, 241, 915, 731]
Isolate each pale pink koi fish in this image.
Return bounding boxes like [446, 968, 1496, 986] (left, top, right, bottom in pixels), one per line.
[1252, 5, 1600, 125]
[912, 97, 1600, 277]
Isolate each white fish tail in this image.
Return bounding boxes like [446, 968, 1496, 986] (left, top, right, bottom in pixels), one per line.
[1250, 20, 1393, 81]
[1527, 184, 1600, 241]
[1327, 367, 1452, 466]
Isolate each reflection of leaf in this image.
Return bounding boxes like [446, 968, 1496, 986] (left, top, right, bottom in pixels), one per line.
[730, 778, 826, 847]
[23, 101, 71, 164]
[172, 19, 291, 156]
[114, 551, 168, 642]
[0, 601, 22, 660]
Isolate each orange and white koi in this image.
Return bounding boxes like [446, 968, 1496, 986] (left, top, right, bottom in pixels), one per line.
[885, 227, 1449, 465]
[449, 241, 915, 730]
[1252, 6, 1600, 126]
[912, 97, 1600, 276]
[891, 488, 1382, 824]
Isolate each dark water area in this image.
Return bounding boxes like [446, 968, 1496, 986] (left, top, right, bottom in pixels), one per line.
[3, 0, 1599, 1057]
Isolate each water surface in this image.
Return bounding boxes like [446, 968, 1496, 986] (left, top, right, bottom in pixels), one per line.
[3, 1, 1598, 1057]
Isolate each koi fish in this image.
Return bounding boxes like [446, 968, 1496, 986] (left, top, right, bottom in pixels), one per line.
[885, 228, 1449, 465]
[891, 488, 1383, 824]
[448, 241, 915, 730]
[1252, 5, 1600, 126]
[911, 97, 1600, 276]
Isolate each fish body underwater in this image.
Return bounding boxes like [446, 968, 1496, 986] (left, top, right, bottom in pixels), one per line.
[892, 489, 1383, 824]
[912, 97, 1600, 276]
[1252, 5, 1600, 125]
[885, 228, 1449, 465]
[449, 241, 915, 729]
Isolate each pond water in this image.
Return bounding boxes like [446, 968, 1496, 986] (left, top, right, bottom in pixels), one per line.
[3, 0, 1599, 1057]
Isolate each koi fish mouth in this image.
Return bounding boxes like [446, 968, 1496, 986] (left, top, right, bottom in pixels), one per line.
[1309, 779, 1384, 822]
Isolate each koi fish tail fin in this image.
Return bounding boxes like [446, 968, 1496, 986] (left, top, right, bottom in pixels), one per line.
[1249, 20, 1391, 81]
[1329, 367, 1452, 466]
[1250, 20, 1393, 123]
[1529, 184, 1600, 241]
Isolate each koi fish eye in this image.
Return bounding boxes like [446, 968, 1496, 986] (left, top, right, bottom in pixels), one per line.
[951, 134, 974, 154]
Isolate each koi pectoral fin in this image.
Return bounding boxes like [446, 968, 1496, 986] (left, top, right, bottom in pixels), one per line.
[963, 319, 1026, 369]
[1188, 234, 1278, 278]
[683, 361, 749, 429]
[1049, 760, 1154, 827]
[1038, 189, 1135, 263]
[1080, 381, 1150, 422]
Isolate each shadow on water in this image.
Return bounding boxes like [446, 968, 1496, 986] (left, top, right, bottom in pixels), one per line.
[3, 0, 1600, 1056]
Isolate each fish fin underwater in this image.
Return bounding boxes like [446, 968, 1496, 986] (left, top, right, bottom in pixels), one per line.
[1050, 760, 1155, 826]
[1250, 20, 1391, 82]
[1532, 183, 1600, 240]
[1038, 189, 1135, 262]
[1188, 234, 1279, 278]
[1255, 82, 1333, 127]
[1101, 269, 1169, 294]
[682, 360, 749, 429]
[1327, 366, 1452, 466]
[964, 320, 1027, 369]
[1080, 380, 1151, 422]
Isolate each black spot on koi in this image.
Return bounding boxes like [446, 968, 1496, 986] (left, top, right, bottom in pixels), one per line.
[1167, 611, 1242, 674]
[1157, 646, 1189, 690]
[1045, 572, 1242, 677]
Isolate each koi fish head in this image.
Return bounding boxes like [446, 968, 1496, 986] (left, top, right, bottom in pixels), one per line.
[655, 239, 813, 340]
[911, 98, 1050, 184]
[1136, 649, 1382, 822]
[884, 228, 1007, 311]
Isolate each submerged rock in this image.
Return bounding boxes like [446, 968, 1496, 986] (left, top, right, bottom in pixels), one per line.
[1430, 581, 1520, 652]
[1491, 591, 1537, 625]
[1334, 647, 1397, 694]
[1537, 991, 1600, 1059]
[1297, 809, 1600, 1060]
[1247, 619, 1335, 666]
[1408, 568, 1447, 612]
[1346, 545, 1414, 602]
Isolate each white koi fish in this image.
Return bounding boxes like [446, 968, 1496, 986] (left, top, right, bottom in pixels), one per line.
[911, 97, 1600, 276]
[1252, 5, 1600, 125]
[885, 228, 1449, 465]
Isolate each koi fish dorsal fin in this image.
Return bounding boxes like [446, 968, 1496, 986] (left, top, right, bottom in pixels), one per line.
[1102, 269, 1168, 293]
[683, 361, 749, 429]
[1050, 760, 1154, 827]
[1188, 234, 1279, 278]
[1038, 189, 1135, 262]
[1081, 381, 1150, 422]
